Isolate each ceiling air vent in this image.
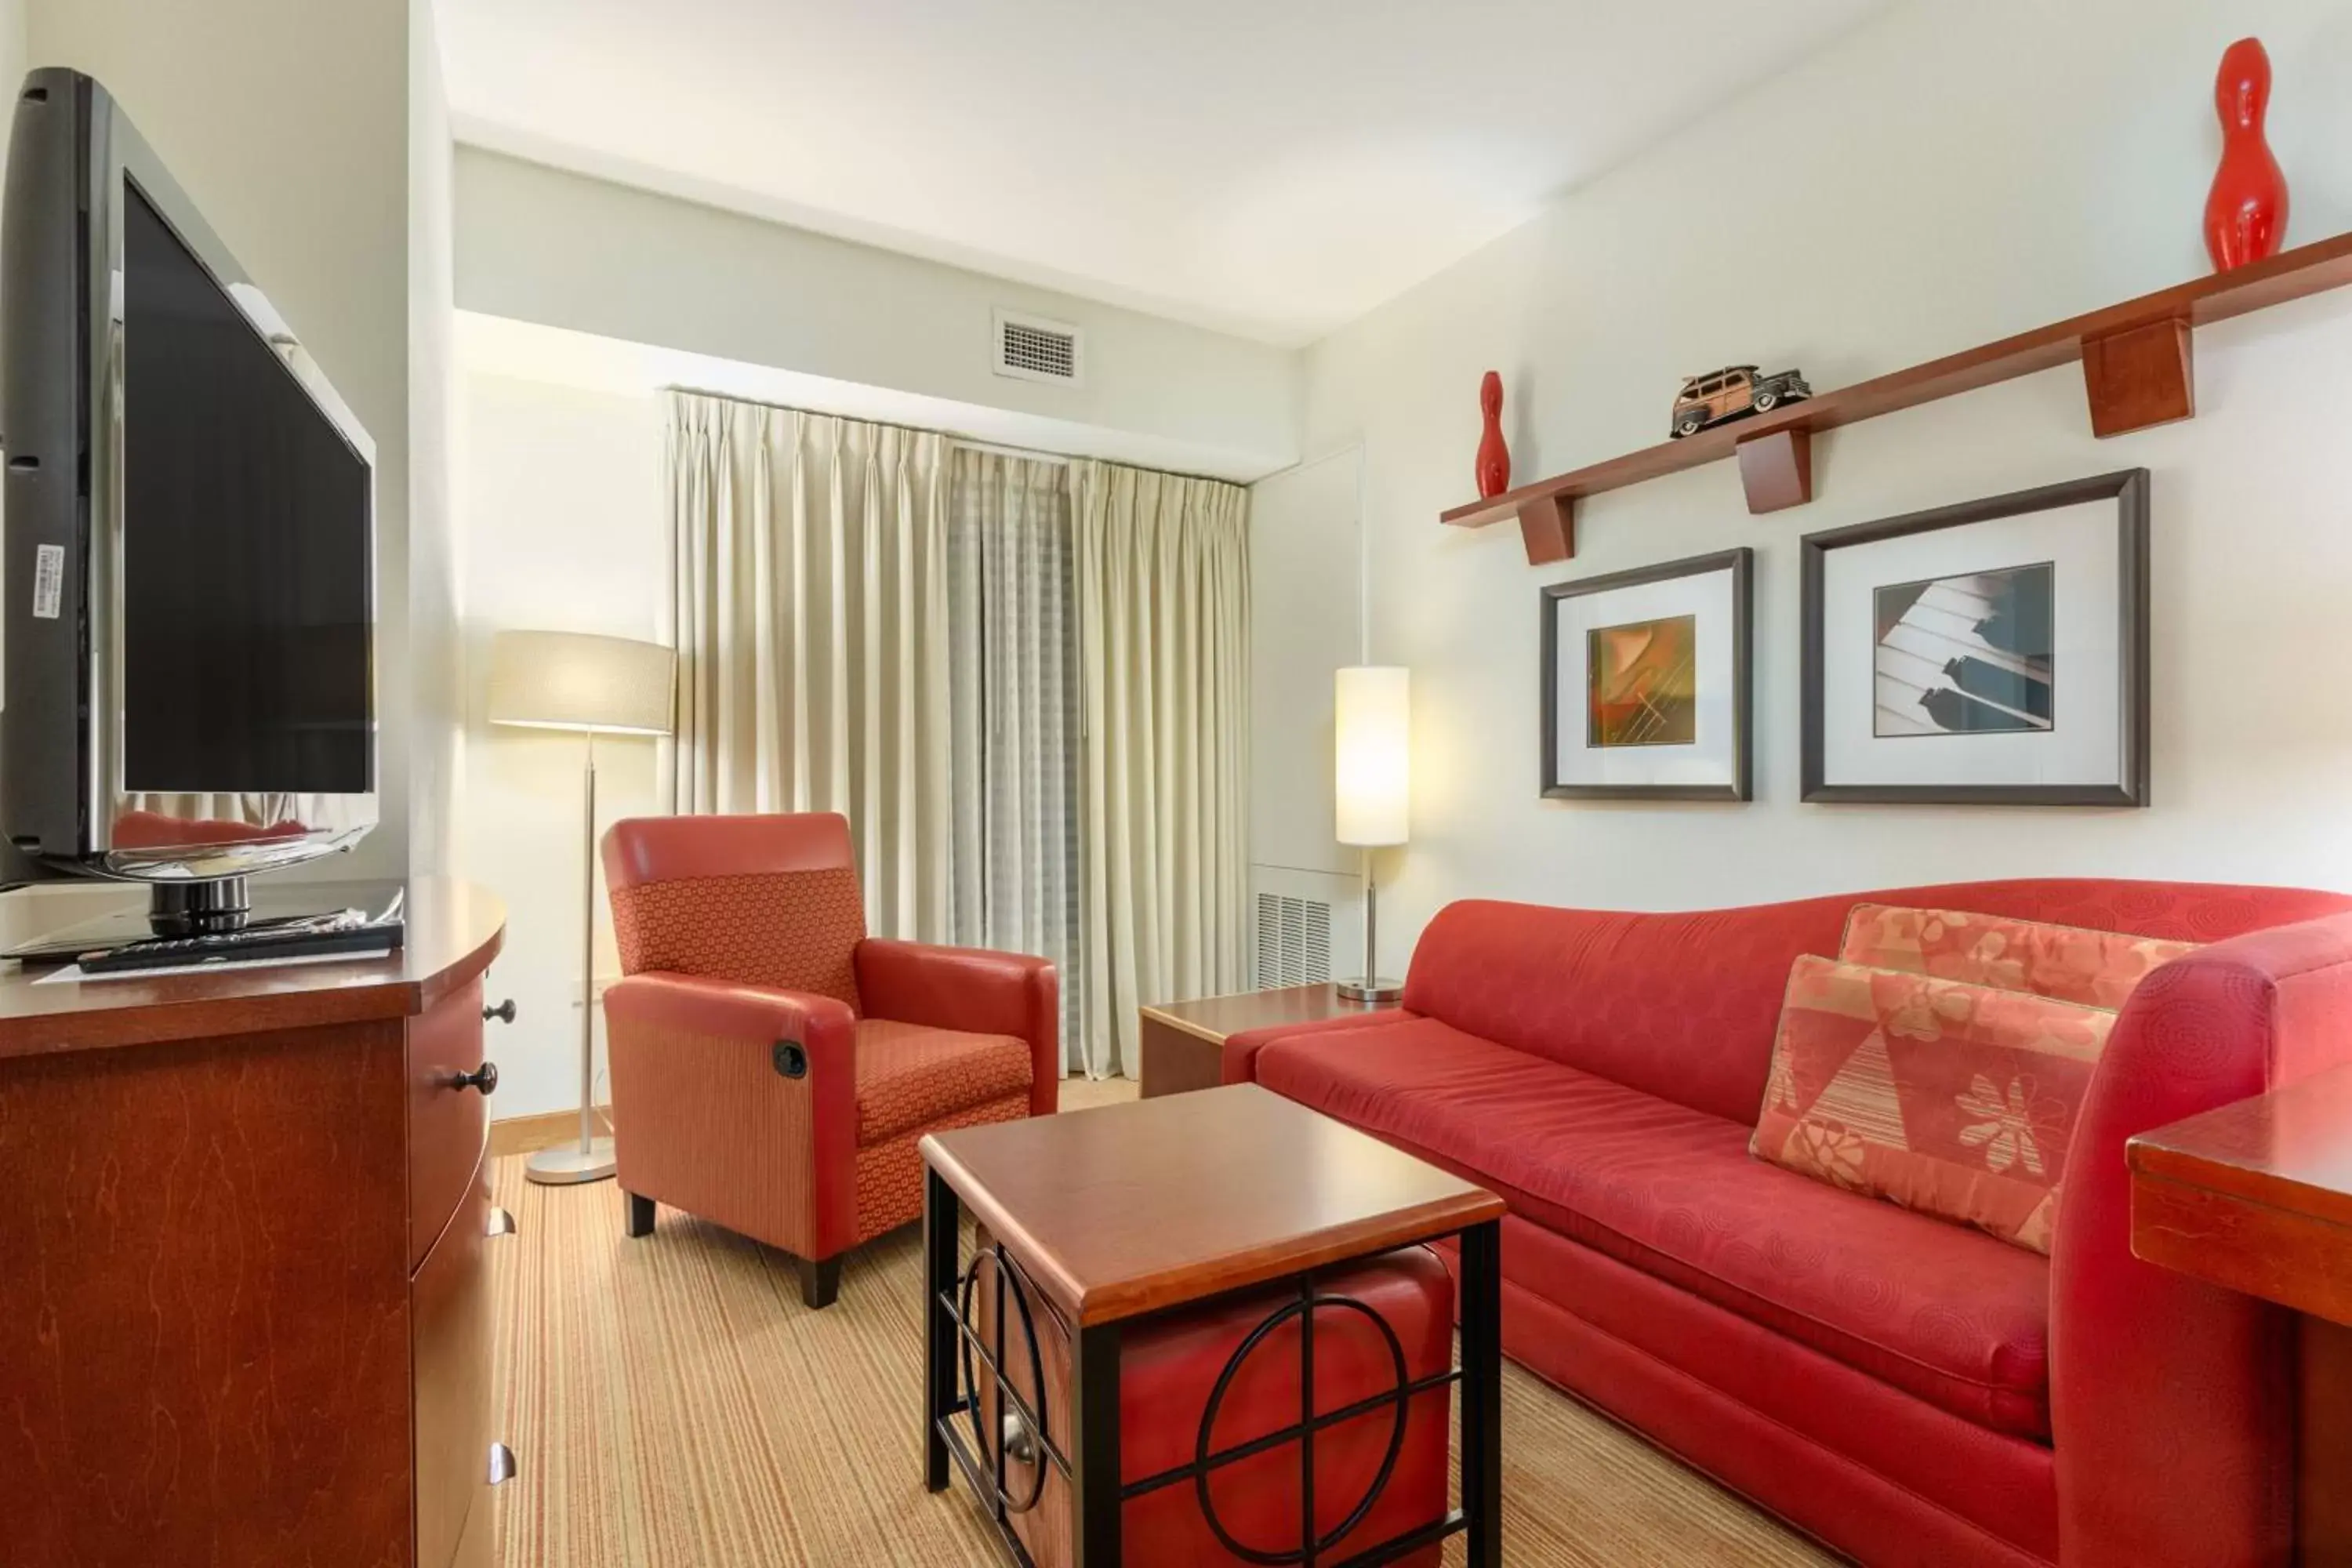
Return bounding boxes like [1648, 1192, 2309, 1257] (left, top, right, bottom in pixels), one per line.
[993, 308, 1083, 387]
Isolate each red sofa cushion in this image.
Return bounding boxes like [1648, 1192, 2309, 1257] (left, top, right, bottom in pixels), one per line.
[1753, 956, 2115, 1254]
[1256, 1016, 2054, 1441]
[1838, 904, 2201, 1010]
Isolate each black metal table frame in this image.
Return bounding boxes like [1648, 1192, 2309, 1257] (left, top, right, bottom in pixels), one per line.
[924, 1165, 1504, 1568]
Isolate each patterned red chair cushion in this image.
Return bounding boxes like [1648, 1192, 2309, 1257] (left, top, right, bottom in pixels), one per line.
[1753, 956, 2114, 1254]
[1839, 903, 2199, 1011]
[608, 866, 867, 1010]
[854, 1018, 1033, 1146]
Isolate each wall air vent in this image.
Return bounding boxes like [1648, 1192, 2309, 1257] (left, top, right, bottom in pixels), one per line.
[993, 308, 1084, 387]
[1254, 891, 1334, 989]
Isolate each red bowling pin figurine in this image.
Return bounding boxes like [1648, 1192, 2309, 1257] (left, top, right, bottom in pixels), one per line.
[2205, 37, 2288, 271]
[1475, 371, 1510, 499]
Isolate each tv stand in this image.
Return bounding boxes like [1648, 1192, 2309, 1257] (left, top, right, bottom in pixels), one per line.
[0, 880, 512, 1568]
[150, 875, 250, 935]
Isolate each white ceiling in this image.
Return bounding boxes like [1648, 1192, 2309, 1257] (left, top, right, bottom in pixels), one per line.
[441, 0, 1892, 345]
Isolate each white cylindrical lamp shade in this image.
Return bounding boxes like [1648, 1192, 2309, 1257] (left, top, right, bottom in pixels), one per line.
[487, 630, 677, 736]
[1334, 666, 1410, 848]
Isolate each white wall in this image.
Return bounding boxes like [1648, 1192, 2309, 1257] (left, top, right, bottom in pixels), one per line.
[408, 0, 459, 880]
[1250, 448, 1363, 881]
[455, 369, 665, 1117]
[27, 0, 417, 883]
[454, 147, 1300, 482]
[1279, 0, 2352, 976]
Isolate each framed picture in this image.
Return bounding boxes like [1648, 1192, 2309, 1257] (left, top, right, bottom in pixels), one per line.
[1800, 469, 2150, 806]
[1541, 548, 1751, 801]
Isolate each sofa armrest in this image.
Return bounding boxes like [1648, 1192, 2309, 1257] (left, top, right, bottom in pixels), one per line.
[856, 938, 1058, 1115]
[603, 972, 861, 1259]
[1224, 1007, 1410, 1086]
[2053, 912, 2352, 1567]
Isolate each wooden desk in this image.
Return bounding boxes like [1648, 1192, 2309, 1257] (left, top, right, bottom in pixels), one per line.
[0, 879, 512, 1568]
[1137, 982, 1384, 1098]
[2129, 1065, 2352, 1564]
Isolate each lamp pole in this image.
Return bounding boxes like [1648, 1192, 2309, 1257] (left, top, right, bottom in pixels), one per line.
[1334, 666, 1406, 1004]
[527, 728, 616, 1185]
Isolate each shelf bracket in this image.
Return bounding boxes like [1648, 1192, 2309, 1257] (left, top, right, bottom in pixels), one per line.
[2082, 315, 2194, 437]
[1735, 427, 1813, 514]
[1516, 494, 1574, 566]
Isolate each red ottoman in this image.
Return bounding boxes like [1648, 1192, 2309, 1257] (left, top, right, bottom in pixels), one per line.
[971, 1234, 1454, 1568]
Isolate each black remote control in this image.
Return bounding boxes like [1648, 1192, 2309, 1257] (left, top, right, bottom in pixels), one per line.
[78, 920, 404, 975]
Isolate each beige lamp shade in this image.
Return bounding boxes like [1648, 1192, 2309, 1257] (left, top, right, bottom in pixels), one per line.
[487, 630, 676, 736]
[1335, 665, 1409, 848]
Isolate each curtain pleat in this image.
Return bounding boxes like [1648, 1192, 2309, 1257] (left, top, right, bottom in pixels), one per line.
[667, 392, 949, 942]
[1074, 459, 1250, 1078]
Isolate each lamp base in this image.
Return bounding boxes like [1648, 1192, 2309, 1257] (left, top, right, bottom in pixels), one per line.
[524, 1136, 616, 1186]
[1337, 976, 1403, 1004]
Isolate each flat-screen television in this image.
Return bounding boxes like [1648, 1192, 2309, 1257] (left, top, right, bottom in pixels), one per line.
[1, 69, 376, 929]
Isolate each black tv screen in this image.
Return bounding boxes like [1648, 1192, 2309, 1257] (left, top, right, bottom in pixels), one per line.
[120, 180, 372, 795]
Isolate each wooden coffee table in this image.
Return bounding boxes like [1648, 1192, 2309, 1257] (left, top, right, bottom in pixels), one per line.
[920, 1083, 1507, 1567]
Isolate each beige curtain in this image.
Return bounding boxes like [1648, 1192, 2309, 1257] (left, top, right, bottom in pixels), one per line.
[946, 448, 1083, 1067]
[667, 392, 950, 941]
[1074, 459, 1251, 1077]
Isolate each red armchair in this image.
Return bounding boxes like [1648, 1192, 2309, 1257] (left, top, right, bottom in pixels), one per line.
[599, 812, 1058, 1307]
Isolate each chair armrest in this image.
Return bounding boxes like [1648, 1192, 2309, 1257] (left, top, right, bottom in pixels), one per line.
[855, 939, 1058, 1115]
[603, 972, 861, 1259]
[2053, 911, 2352, 1566]
[1224, 1007, 1410, 1085]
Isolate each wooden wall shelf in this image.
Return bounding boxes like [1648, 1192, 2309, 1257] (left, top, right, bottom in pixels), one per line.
[1444, 230, 2352, 565]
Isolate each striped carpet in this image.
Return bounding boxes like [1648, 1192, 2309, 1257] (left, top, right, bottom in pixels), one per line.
[488, 1077, 1833, 1566]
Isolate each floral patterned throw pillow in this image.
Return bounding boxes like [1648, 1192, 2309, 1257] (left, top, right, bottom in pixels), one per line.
[1751, 955, 2115, 1254]
[1839, 903, 2199, 1011]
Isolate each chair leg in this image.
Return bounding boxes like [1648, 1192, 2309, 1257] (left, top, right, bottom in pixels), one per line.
[799, 1254, 841, 1309]
[623, 1191, 655, 1238]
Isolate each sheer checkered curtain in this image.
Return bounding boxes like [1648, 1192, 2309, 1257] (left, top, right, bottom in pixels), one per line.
[667, 392, 952, 940]
[946, 448, 1083, 1068]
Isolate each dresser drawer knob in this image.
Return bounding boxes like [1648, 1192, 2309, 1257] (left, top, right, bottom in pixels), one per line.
[483, 998, 517, 1024]
[487, 1207, 516, 1238]
[488, 1443, 517, 1486]
[448, 1061, 499, 1096]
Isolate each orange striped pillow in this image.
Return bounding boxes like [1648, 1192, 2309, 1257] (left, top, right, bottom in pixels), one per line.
[1839, 904, 2198, 1012]
[1752, 956, 2113, 1254]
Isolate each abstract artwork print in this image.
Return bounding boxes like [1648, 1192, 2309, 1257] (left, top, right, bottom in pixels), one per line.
[1872, 564, 2053, 738]
[1588, 614, 1697, 748]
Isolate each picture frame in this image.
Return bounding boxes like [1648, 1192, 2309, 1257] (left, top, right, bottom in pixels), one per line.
[1541, 547, 1752, 802]
[1800, 469, 2150, 807]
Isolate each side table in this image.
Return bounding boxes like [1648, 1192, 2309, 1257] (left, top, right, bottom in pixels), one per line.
[2129, 1064, 2352, 1564]
[1138, 983, 1385, 1098]
[920, 1085, 1504, 1567]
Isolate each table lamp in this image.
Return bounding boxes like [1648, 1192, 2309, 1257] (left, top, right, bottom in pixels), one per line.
[488, 630, 676, 1185]
[1335, 666, 1408, 1003]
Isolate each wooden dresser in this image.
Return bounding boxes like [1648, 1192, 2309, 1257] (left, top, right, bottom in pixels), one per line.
[0, 879, 512, 1568]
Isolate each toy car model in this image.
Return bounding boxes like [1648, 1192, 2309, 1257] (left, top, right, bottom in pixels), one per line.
[1669, 365, 1811, 439]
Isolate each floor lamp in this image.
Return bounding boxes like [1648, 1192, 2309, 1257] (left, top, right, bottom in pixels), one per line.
[488, 630, 677, 1186]
[1335, 666, 1408, 1003]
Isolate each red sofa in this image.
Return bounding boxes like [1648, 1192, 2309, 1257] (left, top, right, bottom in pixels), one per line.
[1236, 879, 2352, 1568]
